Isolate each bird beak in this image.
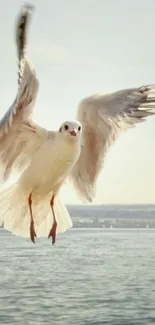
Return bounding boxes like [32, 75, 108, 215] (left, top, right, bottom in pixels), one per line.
[69, 130, 77, 137]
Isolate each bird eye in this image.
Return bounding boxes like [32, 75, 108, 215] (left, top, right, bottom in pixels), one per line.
[78, 126, 81, 131]
[64, 124, 69, 130]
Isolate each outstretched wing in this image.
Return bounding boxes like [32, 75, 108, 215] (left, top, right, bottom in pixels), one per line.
[0, 4, 37, 137]
[71, 85, 155, 201]
[0, 5, 44, 182]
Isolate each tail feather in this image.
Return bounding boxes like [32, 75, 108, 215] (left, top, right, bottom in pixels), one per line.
[0, 184, 72, 239]
[37, 197, 72, 237]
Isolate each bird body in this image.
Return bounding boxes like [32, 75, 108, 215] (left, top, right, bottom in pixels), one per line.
[0, 120, 82, 242]
[20, 125, 81, 200]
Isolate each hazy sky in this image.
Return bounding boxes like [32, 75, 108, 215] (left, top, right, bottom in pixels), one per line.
[0, 0, 155, 204]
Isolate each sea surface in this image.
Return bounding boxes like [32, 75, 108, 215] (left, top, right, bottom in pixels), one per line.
[0, 228, 155, 325]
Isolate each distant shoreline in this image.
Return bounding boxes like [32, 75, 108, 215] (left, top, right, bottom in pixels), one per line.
[67, 205, 155, 228]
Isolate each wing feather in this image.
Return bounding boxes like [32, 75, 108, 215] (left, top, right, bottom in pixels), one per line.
[0, 5, 45, 182]
[0, 4, 37, 139]
[71, 85, 155, 201]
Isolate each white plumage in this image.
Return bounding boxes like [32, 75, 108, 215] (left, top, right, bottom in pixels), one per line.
[0, 5, 155, 244]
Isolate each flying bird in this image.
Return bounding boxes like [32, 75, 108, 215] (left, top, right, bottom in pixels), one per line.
[0, 4, 155, 244]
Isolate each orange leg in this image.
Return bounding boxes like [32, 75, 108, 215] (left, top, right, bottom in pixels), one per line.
[48, 195, 57, 245]
[28, 193, 37, 244]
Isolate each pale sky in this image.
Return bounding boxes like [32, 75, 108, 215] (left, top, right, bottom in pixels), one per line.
[0, 0, 155, 204]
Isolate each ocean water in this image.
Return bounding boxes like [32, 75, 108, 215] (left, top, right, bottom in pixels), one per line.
[0, 228, 155, 325]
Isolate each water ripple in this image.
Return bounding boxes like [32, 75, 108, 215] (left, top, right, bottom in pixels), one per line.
[0, 229, 155, 325]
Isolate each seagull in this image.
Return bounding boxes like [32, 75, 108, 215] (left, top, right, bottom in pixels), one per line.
[0, 4, 155, 244]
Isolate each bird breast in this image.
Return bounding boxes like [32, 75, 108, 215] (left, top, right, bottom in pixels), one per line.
[20, 135, 81, 198]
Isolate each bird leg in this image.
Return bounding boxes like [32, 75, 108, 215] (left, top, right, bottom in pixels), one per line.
[28, 193, 37, 244]
[48, 195, 57, 245]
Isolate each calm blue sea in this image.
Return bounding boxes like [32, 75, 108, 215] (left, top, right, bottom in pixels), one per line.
[0, 228, 155, 325]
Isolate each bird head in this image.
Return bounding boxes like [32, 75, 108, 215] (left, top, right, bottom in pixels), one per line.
[58, 120, 82, 140]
